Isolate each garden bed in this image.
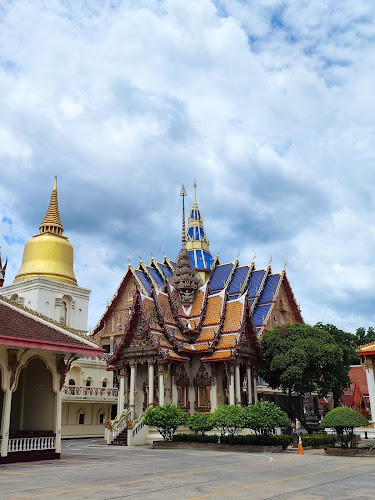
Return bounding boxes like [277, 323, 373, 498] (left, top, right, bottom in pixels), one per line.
[325, 447, 375, 457]
[152, 441, 284, 453]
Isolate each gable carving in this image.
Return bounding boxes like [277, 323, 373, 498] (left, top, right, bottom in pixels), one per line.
[193, 364, 212, 387]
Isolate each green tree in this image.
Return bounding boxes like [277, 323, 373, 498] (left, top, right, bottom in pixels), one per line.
[315, 323, 358, 405]
[143, 404, 188, 441]
[260, 323, 350, 431]
[320, 407, 369, 448]
[354, 327, 375, 347]
[242, 401, 290, 437]
[187, 413, 213, 435]
[211, 405, 243, 437]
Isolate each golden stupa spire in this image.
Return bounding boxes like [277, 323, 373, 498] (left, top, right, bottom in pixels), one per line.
[39, 176, 64, 235]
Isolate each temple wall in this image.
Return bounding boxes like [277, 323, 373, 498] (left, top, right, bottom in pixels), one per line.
[61, 402, 112, 438]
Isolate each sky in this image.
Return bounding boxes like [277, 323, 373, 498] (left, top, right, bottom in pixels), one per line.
[1, 0, 375, 333]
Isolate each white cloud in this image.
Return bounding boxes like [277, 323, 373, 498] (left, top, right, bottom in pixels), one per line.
[0, 0, 374, 332]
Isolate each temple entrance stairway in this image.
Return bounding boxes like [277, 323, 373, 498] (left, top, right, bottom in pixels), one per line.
[111, 429, 128, 446]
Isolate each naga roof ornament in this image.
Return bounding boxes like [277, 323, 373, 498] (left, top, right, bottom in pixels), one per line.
[0, 247, 8, 287]
[170, 185, 202, 305]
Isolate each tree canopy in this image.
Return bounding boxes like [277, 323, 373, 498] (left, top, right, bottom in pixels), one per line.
[143, 404, 187, 441]
[242, 401, 290, 436]
[260, 323, 353, 427]
[320, 407, 369, 448]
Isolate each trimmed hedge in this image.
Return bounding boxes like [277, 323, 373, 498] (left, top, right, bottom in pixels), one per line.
[301, 434, 335, 448]
[220, 434, 292, 450]
[173, 434, 219, 443]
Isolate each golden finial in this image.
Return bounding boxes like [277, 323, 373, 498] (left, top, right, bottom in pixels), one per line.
[138, 249, 142, 262]
[252, 250, 256, 261]
[268, 253, 272, 266]
[193, 181, 197, 204]
[163, 246, 166, 257]
[237, 249, 240, 259]
[283, 257, 287, 270]
[39, 177, 64, 235]
[180, 185, 187, 249]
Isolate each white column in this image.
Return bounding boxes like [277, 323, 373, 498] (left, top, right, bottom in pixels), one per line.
[130, 364, 136, 420]
[247, 365, 253, 405]
[148, 363, 154, 407]
[365, 361, 375, 422]
[229, 372, 235, 406]
[118, 375, 125, 415]
[210, 382, 217, 412]
[159, 368, 165, 406]
[1, 390, 13, 458]
[253, 372, 258, 403]
[54, 390, 62, 454]
[172, 376, 178, 405]
[235, 365, 241, 406]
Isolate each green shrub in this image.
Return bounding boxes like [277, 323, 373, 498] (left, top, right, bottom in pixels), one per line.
[211, 405, 243, 437]
[241, 401, 290, 436]
[187, 413, 213, 435]
[173, 433, 219, 443]
[320, 407, 369, 448]
[221, 433, 292, 450]
[143, 404, 188, 442]
[301, 434, 335, 448]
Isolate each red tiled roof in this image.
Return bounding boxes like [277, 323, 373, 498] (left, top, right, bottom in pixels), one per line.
[0, 299, 102, 355]
[348, 366, 368, 396]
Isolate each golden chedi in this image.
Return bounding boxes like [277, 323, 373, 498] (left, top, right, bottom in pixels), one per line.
[14, 177, 77, 286]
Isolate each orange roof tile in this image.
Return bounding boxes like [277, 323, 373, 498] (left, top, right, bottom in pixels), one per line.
[171, 288, 184, 316]
[190, 289, 205, 317]
[150, 331, 173, 348]
[201, 350, 234, 361]
[165, 350, 189, 361]
[193, 343, 211, 351]
[222, 301, 243, 332]
[196, 327, 218, 342]
[157, 293, 176, 325]
[216, 334, 239, 349]
[142, 298, 162, 331]
[202, 295, 223, 326]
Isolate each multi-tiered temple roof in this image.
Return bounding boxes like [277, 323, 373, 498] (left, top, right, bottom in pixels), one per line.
[93, 185, 303, 368]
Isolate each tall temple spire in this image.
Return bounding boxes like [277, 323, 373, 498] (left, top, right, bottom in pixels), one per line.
[0, 247, 8, 287]
[170, 184, 202, 305]
[186, 183, 214, 272]
[180, 184, 187, 249]
[39, 177, 64, 236]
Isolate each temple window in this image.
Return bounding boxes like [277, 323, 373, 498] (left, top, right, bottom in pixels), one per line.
[68, 379, 75, 386]
[176, 365, 190, 410]
[102, 379, 107, 388]
[85, 378, 92, 387]
[78, 411, 85, 425]
[98, 411, 105, 424]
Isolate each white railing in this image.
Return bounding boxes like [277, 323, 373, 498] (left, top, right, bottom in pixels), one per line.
[62, 386, 118, 398]
[8, 436, 55, 453]
[107, 409, 131, 444]
[132, 420, 145, 438]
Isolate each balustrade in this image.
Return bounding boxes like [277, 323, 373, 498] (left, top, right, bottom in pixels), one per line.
[8, 436, 55, 453]
[62, 386, 118, 398]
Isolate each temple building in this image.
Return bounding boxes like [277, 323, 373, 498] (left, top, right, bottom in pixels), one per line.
[92, 184, 303, 444]
[1, 179, 117, 439]
[358, 343, 375, 422]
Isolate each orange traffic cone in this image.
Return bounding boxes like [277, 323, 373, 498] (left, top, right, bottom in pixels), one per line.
[298, 436, 304, 455]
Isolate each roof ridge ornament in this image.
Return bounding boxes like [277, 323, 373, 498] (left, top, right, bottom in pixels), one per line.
[180, 184, 187, 249]
[0, 247, 8, 287]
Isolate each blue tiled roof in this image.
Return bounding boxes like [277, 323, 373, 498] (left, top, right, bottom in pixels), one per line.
[228, 294, 240, 301]
[252, 304, 272, 326]
[249, 298, 255, 308]
[158, 263, 172, 279]
[170, 261, 177, 269]
[246, 270, 266, 298]
[258, 274, 282, 304]
[146, 266, 164, 287]
[256, 327, 262, 335]
[190, 209, 202, 220]
[135, 270, 152, 293]
[228, 266, 249, 294]
[210, 263, 234, 291]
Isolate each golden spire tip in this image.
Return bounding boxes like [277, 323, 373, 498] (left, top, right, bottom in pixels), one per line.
[53, 176, 57, 190]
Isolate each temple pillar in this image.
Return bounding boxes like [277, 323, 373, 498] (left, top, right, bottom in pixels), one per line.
[0, 389, 12, 458]
[148, 362, 154, 407]
[235, 364, 241, 406]
[247, 365, 253, 405]
[172, 374, 178, 405]
[210, 366, 217, 412]
[228, 366, 235, 406]
[54, 390, 62, 454]
[253, 370, 258, 403]
[118, 373, 125, 415]
[129, 363, 136, 420]
[364, 359, 375, 422]
[158, 364, 165, 406]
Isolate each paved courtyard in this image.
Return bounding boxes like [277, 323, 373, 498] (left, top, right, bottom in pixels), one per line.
[1, 439, 375, 500]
